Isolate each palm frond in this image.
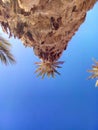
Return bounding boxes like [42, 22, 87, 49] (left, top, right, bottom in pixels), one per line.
[88, 69, 98, 73]
[88, 58, 98, 86]
[92, 58, 98, 66]
[0, 36, 16, 65]
[95, 80, 98, 87]
[35, 60, 64, 78]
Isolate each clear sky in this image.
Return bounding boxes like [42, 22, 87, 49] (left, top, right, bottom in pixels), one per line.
[0, 2, 98, 130]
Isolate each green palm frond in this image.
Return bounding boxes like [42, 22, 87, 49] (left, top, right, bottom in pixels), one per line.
[0, 36, 16, 65]
[35, 60, 64, 78]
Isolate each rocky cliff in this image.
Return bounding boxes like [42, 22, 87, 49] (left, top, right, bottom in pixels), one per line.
[0, 0, 97, 62]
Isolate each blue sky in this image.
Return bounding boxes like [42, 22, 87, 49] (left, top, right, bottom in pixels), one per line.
[0, 2, 98, 130]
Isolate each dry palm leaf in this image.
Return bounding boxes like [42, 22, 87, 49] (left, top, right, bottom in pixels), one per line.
[0, 36, 16, 65]
[35, 60, 64, 78]
[88, 58, 98, 87]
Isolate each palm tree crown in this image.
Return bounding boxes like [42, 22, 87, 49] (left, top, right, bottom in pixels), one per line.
[35, 60, 64, 78]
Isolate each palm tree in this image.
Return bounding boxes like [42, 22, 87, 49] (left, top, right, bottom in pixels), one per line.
[0, 0, 97, 78]
[88, 59, 98, 87]
[35, 60, 64, 78]
[0, 36, 16, 65]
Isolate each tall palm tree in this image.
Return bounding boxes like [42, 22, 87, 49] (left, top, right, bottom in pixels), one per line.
[0, 0, 97, 78]
[0, 36, 16, 65]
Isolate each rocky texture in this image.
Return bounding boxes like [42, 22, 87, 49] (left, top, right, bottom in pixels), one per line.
[0, 0, 97, 62]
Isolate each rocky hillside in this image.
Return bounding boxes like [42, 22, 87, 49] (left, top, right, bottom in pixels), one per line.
[0, 0, 97, 62]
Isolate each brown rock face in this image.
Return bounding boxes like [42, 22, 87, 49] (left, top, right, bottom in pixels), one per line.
[18, 0, 40, 11]
[0, 0, 97, 62]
